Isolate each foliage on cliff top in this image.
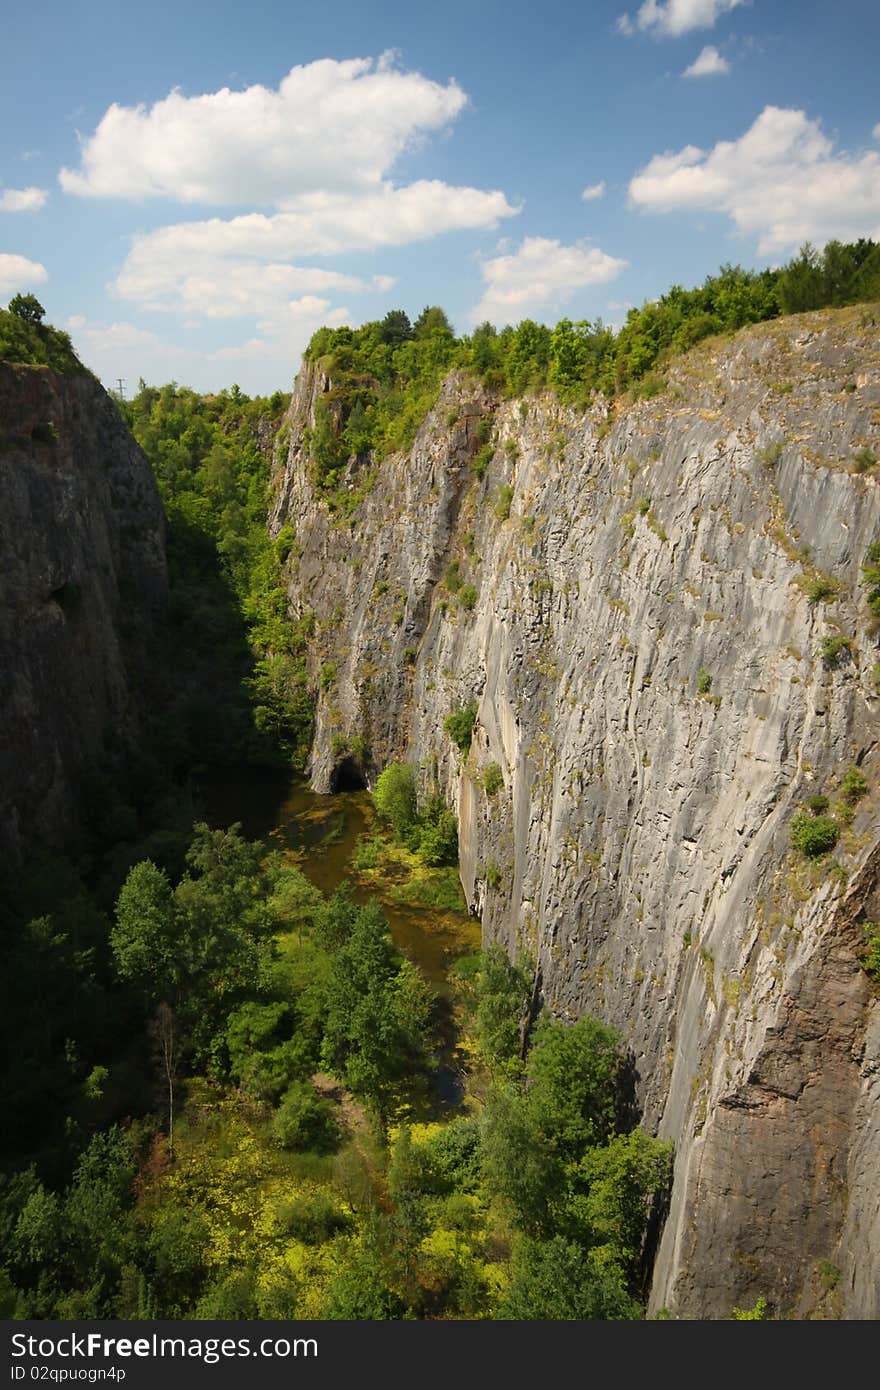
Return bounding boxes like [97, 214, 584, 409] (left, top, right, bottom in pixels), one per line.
[0, 296, 85, 374]
[301, 240, 880, 482]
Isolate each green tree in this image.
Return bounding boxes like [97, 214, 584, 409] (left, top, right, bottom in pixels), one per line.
[111, 861, 177, 1001]
[501, 1236, 641, 1320]
[373, 762, 419, 840]
[8, 293, 45, 324]
[321, 901, 434, 1122]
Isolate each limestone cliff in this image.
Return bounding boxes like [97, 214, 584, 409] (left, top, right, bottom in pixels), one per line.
[0, 362, 167, 859]
[272, 305, 880, 1317]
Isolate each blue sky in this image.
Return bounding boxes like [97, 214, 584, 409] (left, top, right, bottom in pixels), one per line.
[2, 0, 879, 394]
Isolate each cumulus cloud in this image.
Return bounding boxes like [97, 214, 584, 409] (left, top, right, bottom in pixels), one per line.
[629, 106, 880, 254]
[617, 0, 746, 38]
[114, 181, 516, 314]
[60, 55, 468, 206]
[471, 236, 627, 324]
[683, 44, 730, 76]
[581, 182, 606, 201]
[0, 187, 48, 213]
[0, 252, 48, 294]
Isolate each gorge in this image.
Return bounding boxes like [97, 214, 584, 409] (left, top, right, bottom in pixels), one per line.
[2, 291, 880, 1319]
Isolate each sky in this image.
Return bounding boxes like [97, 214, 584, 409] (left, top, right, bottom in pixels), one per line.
[2, 0, 879, 395]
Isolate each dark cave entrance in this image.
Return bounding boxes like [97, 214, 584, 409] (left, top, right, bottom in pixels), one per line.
[330, 756, 367, 792]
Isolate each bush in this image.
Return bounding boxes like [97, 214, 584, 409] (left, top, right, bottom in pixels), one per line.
[444, 561, 463, 594]
[696, 667, 712, 695]
[473, 443, 494, 480]
[373, 762, 419, 838]
[840, 765, 868, 803]
[806, 577, 838, 606]
[862, 922, 880, 984]
[820, 635, 851, 668]
[458, 584, 478, 611]
[417, 806, 458, 866]
[494, 485, 514, 521]
[272, 1082, 340, 1153]
[790, 811, 839, 858]
[444, 701, 478, 754]
[276, 1192, 351, 1244]
[481, 762, 504, 796]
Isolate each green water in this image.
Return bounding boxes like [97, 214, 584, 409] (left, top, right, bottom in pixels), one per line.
[196, 766, 481, 1102]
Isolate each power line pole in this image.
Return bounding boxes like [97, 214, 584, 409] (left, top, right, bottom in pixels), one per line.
[115, 377, 126, 400]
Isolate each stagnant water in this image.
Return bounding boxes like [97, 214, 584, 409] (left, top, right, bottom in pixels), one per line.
[196, 766, 481, 1105]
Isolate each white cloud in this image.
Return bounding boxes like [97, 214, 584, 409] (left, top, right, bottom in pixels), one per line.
[0, 187, 48, 212]
[60, 55, 468, 206]
[471, 236, 627, 324]
[618, 0, 746, 38]
[629, 106, 880, 254]
[0, 252, 48, 295]
[114, 181, 517, 314]
[683, 45, 730, 76]
[581, 181, 606, 201]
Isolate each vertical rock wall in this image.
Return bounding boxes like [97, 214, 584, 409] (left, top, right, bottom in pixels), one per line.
[272, 306, 880, 1316]
[0, 363, 167, 859]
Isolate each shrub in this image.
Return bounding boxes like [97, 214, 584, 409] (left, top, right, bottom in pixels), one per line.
[444, 561, 463, 594]
[806, 794, 829, 814]
[861, 540, 880, 616]
[840, 765, 868, 803]
[485, 860, 502, 889]
[853, 447, 876, 473]
[819, 635, 851, 669]
[473, 443, 493, 481]
[444, 701, 478, 754]
[806, 577, 838, 606]
[863, 922, 880, 984]
[481, 762, 504, 796]
[696, 667, 712, 695]
[790, 811, 839, 858]
[458, 584, 478, 611]
[276, 1192, 351, 1244]
[272, 1082, 340, 1153]
[417, 805, 458, 866]
[373, 762, 419, 837]
[493, 485, 514, 521]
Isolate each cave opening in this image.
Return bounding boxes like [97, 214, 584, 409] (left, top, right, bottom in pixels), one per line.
[330, 756, 366, 793]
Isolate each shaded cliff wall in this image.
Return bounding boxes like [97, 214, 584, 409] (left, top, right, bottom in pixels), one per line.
[272, 305, 880, 1317]
[0, 362, 167, 859]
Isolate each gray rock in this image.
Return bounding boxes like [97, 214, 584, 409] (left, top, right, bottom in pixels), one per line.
[272, 305, 880, 1317]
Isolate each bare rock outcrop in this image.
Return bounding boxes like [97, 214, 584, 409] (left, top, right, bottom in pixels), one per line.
[0, 362, 167, 859]
[272, 305, 880, 1316]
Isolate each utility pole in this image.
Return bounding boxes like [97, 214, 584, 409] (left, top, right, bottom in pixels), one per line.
[115, 377, 126, 400]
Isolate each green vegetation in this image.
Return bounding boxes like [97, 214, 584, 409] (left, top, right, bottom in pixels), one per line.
[862, 922, 880, 985]
[696, 667, 712, 695]
[840, 765, 868, 803]
[790, 810, 840, 858]
[493, 485, 514, 521]
[481, 763, 504, 796]
[861, 539, 880, 617]
[444, 701, 478, 755]
[0, 295, 84, 374]
[819, 635, 851, 669]
[372, 762, 458, 867]
[118, 380, 312, 770]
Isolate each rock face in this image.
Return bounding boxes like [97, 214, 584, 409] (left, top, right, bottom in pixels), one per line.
[272, 305, 880, 1317]
[0, 362, 167, 859]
